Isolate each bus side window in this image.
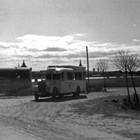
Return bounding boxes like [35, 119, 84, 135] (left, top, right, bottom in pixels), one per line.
[67, 72, 73, 80]
[62, 72, 64, 80]
[75, 72, 78, 80]
[75, 72, 82, 80]
[83, 72, 86, 80]
[78, 72, 82, 80]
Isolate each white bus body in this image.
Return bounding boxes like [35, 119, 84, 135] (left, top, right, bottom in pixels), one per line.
[34, 65, 87, 100]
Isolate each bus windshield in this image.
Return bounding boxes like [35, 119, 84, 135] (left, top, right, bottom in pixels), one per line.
[53, 74, 61, 80]
[46, 74, 52, 80]
[46, 73, 61, 80]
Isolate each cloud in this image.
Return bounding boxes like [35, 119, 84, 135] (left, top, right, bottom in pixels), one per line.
[133, 24, 136, 28]
[0, 42, 18, 48]
[133, 39, 139, 42]
[43, 47, 67, 52]
[16, 34, 74, 50]
[0, 33, 140, 70]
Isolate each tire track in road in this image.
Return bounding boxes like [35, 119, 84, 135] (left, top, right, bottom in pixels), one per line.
[0, 96, 93, 140]
[0, 96, 33, 107]
[0, 91, 133, 140]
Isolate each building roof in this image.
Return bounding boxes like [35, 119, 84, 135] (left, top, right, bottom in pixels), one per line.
[79, 60, 82, 66]
[0, 67, 31, 71]
[47, 67, 73, 72]
[47, 65, 85, 72]
[21, 60, 27, 67]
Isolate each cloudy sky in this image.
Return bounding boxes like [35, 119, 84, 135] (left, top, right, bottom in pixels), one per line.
[0, 0, 140, 71]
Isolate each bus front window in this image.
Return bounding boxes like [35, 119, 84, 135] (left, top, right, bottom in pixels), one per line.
[46, 74, 52, 80]
[53, 74, 61, 80]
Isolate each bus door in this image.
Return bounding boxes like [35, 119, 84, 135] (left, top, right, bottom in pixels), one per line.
[61, 71, 74, 93]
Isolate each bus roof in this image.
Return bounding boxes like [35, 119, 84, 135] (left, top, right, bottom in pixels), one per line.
[48, 65, 85, 72]
[47, 67, 73, 73]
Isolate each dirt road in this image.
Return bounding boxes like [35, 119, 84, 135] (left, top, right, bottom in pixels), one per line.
[0, 121, 44, 140]
[0, 88, 140, 140]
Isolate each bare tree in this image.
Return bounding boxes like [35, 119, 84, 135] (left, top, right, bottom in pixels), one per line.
[114, 50, 132, 106]
[97, 59, 108, 91]
[127, 54, 140, 104]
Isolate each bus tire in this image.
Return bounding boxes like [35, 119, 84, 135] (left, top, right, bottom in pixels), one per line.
[52, 87, 58, 99]
[74, 86, 80, 97]
[76, 86, 81, 96]
[34, 92, 39, 101]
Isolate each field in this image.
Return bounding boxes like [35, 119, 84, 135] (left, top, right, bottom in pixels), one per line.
[0, 87, 140, 139]
[0, 78, 32, 96]
[1, 76, 140, 96]
[88, 77, 140, 91]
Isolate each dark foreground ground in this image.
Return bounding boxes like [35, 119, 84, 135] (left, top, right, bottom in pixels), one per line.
[0, 87, 140, 140]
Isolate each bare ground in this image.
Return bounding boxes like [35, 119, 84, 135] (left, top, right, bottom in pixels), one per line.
[0, 88, 140, 140]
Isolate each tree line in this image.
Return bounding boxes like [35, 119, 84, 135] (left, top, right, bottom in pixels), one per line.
[96, 50, 140, 107]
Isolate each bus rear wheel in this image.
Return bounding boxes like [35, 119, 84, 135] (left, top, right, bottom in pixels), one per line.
[52, 88, 58, 99]
[34, 92, 39, 101]
[74, 86, 80, 97]
[58, 94, 63, 98]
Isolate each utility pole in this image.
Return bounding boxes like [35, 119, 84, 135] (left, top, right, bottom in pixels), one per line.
[86, 46, 89, 92]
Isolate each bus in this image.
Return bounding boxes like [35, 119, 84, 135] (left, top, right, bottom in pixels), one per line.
[33, 65, 87, 100]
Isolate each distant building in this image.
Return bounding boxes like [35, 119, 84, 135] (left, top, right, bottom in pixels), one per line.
[21, 60, 27, 67]
[0, 60, 32, 96]
[0, 67, 32, 79]
[79, 60, 82, 66]
[0, 60, 31, 79]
